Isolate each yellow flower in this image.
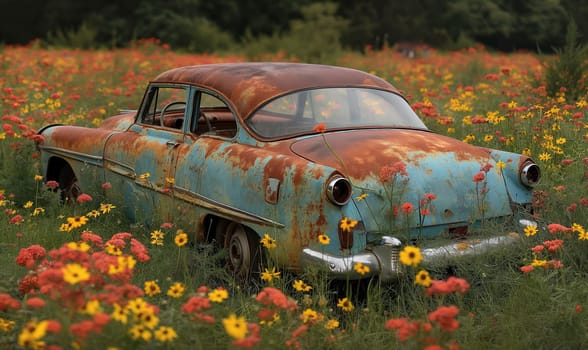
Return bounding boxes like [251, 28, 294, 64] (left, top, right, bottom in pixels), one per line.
[126, 298, 149, 314]
[524, 225, 538, 237]
[573, 223, 587, 240]
[17, 320, 48, 347]
[555, 137, 566, 145]
[174, 230, 188, 247]
[62, 263, 91, 285]
[165, 177, 175, 185]
[414, 269, 432, 287]
[129, 325, 152, 341]
[144, 280, 161, 297]
[222, 314, 248, 340]
[139, 173, 151, 179]
[167, 282, 185, 298]
[112, 303, 129, 324]
[208, 288, 229, 303]
[463, 134, 475, 143]
[483, 134, 493, 142]
[318, 234, 330, 245]
[100, 203, 116, 214]
[260, 233, 277, 249]
[496, 160, 506, 170]
[301, 308, 320, 323]
[67, 241, 91, 252]
[79, 300, 101, 315]
[337, 297, 354, 312]
[399, 246, 423, 267]
[261, 267, 281, 283]
[34, 175, 43, 181]
[353, 262, 370, 275]
[105, 243, 123, 256]
[66, 216, 88, 229]
[356, 193, 368, 201]
[23, 201, 33, 209]
[324, 319, 340, 330]
[292, 279, 313, 292]
[339, 217, 358, 233]
[154, 326, 177, 342]
[538, 152, 551, 162]
[86, 209, 101, 218]
[137, 308, 159, 329]
[150, 230, 164, 246]
[531, 259, 547, 267]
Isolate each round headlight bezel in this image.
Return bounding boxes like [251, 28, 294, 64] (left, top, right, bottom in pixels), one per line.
[520, 161, 541, 187]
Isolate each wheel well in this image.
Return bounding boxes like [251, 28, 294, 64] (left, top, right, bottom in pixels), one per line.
[202, 215, 261, 246]
[46, 157, 72, 182]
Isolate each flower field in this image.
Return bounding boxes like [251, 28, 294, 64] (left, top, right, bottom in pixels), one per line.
[1, 41, 587, 349]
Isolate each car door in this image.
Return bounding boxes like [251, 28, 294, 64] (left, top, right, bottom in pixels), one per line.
[103, 84, 194, 223]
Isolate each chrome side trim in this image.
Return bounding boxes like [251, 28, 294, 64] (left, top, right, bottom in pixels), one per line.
[38, 145, 103, 166]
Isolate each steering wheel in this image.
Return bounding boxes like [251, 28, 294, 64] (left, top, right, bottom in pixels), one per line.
[160, 101, 186, 126]
[198, 111, 215, 135]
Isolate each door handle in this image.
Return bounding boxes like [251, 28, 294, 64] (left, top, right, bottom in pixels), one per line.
[166, 141, 180, 148]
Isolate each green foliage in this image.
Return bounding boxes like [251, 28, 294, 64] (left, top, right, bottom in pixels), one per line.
[243, 2, 348, 64]
[544, 20, 588, 100]
[45, 21, 99, 49]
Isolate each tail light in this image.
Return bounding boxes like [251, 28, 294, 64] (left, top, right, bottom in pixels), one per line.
[326, 174, 352, 206]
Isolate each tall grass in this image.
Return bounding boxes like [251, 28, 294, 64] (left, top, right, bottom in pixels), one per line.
[0, 44, 587, 349]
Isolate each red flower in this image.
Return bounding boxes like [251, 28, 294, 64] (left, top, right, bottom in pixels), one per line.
[76, 193, 93, 203]
[520, 265, 534, 274]
[428, 305, 460, 332]
[26, 297, 46, 309]
[472, 172, 485, 183]
[0, 293, 21, 311]
[81, 231, 104, 248]
[182, 295, 211, 313]
[16, 244, 46, 269]
[547, 223, 571, 234]
[101, 182, 112, 190]
[401, 202, 414, 214]
[9, 214, 24, 225]
[543, 239, 564, 252]
[256, 287, 298, 312]
[45, 180, 59, 189]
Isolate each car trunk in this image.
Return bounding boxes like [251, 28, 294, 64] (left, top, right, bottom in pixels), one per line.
[290, 128, 512, 240]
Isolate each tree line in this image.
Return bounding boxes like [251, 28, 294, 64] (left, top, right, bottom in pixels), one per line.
[0, 0, 586, 55]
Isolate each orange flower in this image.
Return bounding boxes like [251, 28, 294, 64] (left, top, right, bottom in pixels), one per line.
[313, 123, 327, 133]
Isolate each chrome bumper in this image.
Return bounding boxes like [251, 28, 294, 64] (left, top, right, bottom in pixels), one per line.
[300, 222, 528, 282]
[300, 236, 402, 282]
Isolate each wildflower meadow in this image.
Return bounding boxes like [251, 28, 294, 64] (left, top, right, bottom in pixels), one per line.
[1, 41, 587, 349]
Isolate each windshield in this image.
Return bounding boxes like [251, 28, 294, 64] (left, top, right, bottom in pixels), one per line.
[246, 88, 427, 139]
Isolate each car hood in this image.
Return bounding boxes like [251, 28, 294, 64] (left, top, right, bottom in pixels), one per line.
[290, 129, 513, 237]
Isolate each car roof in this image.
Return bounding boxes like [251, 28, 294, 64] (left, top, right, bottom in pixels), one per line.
[152, 62, 400, 119]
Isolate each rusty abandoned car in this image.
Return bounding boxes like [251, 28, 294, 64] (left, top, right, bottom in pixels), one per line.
[35, 62, 541, 282]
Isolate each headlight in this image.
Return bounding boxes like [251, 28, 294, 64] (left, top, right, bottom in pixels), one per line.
[326, 174, 352, 205]
[520, 161, 541, 187]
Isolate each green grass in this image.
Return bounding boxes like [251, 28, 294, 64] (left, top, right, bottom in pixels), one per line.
[0, 45, 587, 349]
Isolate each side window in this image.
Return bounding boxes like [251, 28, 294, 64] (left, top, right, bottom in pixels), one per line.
[140, 86, 188, 130]
[192, 92, 237, 138]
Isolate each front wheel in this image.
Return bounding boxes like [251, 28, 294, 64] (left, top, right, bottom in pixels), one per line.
[58, 166, 81, 204]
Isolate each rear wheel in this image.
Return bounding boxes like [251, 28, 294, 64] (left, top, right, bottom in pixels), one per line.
[217, 221, 261, 286]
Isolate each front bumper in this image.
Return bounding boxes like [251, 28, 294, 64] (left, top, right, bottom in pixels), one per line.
[300, 229, 526, 283]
